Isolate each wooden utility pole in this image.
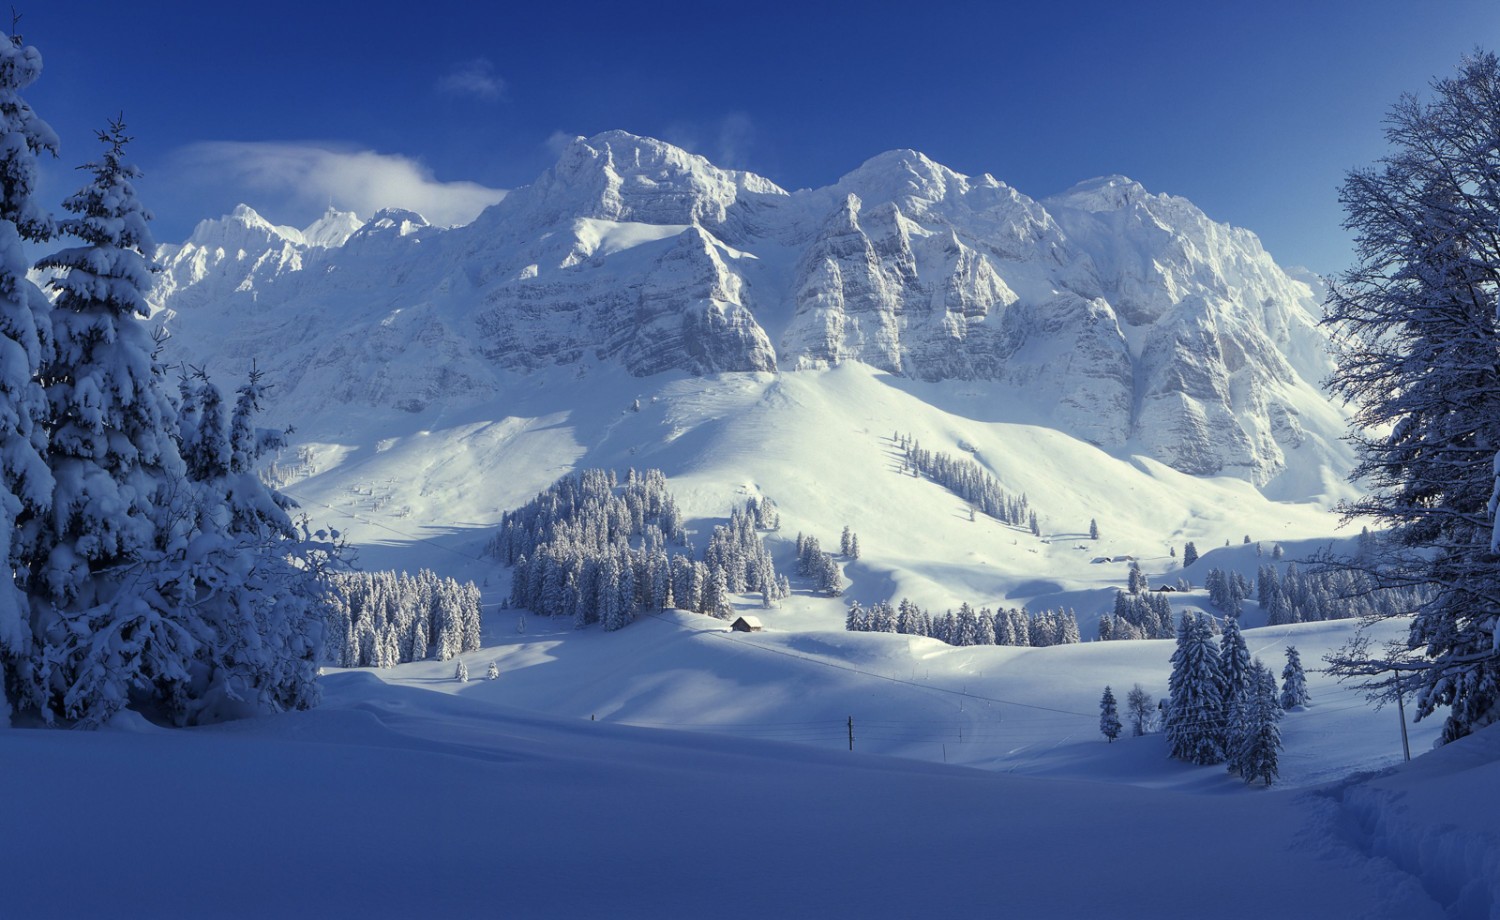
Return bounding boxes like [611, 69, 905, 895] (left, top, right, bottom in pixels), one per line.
[1396, 689, 1411, 763]
[847, 716, 854, 752]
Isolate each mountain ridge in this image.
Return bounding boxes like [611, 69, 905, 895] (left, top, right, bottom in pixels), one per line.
[148, 130, 1348, 494]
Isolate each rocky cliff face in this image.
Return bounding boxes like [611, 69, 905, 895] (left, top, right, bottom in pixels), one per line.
[149, 132, 1343, 490]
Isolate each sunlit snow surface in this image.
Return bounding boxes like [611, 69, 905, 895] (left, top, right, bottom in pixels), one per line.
[1, 649, 1491, 918]
[19, 134, 1494, 916]
[4, 359, 1491, 915]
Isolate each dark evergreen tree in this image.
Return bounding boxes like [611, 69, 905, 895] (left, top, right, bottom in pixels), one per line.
[1182, 541, 1199, 567]
[1166, 614, 1227, 765]
[1323, 52, 1500, 742]
[1219, 616, 1252, 711]
[1280, 645, 1310, 710]
[897, 433, 1039, 528]
[1231, 661, 1283, 785]
[1099, 686, 1121, 742]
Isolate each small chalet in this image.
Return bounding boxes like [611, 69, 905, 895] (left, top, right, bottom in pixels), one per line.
[731, 616, 764, 633]
[1153, 585, 1178, 593]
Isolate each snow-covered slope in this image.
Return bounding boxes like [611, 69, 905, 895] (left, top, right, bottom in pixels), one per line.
[3, 655, 1491, 918]
[149, 131, 1349, 493]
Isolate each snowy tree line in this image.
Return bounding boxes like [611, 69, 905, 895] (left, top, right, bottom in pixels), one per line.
[1160, 614, 1309, 785]
[0, 35, 338, 728]
[1255, 562, 1425, 626]
[1098, 559, 1428, 645]
[845, 599, 1081, 648]
[794, 532, 845, 597]
[322, 570, 482, 668]
[490, 470, 787, 628]
[1097, 590, 1175, 640]
[893, 433, 1037, 531]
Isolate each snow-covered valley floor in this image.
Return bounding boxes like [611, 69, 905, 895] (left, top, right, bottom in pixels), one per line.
[6, 364, 1496, 917]
[5, 606, 1496, 919]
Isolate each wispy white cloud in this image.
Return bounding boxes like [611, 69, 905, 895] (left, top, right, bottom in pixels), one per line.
[170, 142, 507, 228]
[437, 58, 505, 101]
[545, 130, 580, 156]
[663, 112, 759, 170]
[714, 112, 756, 170]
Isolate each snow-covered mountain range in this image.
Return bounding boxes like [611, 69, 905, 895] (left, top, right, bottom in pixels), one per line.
[148, 130, 1349, 496]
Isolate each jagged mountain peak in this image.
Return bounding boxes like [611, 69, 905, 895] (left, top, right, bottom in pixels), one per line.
[151, 133, 1352, 496]
[355, 207, 430, 239]
[186, 203, 304, 251]
[490, 130, 788, 231]
[834, 147, 967, 210]
[302, 205, 363, 248]
[1048, 174, 1153, 212]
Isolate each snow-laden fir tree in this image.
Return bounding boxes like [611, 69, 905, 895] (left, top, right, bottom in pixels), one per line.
[1323, 52, 1500, 742]
[324, 569, 481, 667]
[163, 367, 332, 719]
[1182, 542, 1199, 567]
[1229, 660, 1283, 785]
[23, 120, 194, 725]
[1166, 614, 1227, 764]
[455, 658, 468, 682]
[1219, 615, 1252, 711]
[1280, 646, 1310, 710]
[487, 660, 499, 680]
[1099, 686, 1121, 742]
[0, 29, 56, 724]
[840, 525, 852, 556]
[1089, 518, 1099, 540]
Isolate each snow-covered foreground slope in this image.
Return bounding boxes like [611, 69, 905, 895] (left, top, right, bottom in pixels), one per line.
[2, 665, 1490, 919]
[388, 612, 1438, 789]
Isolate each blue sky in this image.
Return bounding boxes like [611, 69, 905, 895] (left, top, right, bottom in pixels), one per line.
[21, 0, 1500, 272]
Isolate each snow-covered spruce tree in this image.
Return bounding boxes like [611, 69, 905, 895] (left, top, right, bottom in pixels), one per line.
[1323, 52, 1500, 742]
[160, 367, 330, 719]
[1231, 661, 1283, 785]
[21, 120, 194, 725]
[1166, 614, 1227, 765]
[0, 29, 57, 724]
[1219, 615, 1252, 712]
[1099, 686, 1121, 742]
[487, 660, 498, 680]
[1280, 646, 1310, 710]
[1182, 542, 1199, 568]
[14, 122, 334, 725]
[455, 658, 468, 682]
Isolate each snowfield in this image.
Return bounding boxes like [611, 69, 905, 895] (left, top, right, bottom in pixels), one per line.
[1, 647, 1492, 919]
[6, 350, 1487, 917]
[8, 130, 1496, 918]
